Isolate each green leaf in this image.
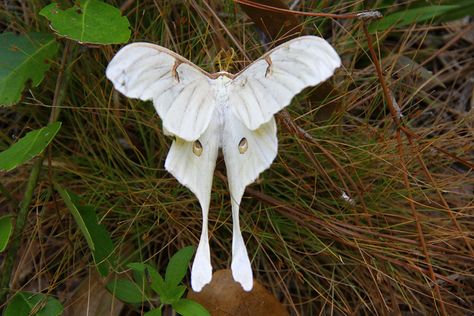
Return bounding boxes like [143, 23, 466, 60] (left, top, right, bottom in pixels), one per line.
[127, 262, 147, 288]
[55, 185, 94, 249]
[172, 299, 210, 316]
[126, 262, 160, 294]
[436, 1, 474, 22]
[0, 215, 13, 252]
[39, 0, 130, 45]
[106, 278, 145, 304]
[0, 32, 58, 106]
[55, 185, 114, 276]
[126, 262, 168, 298]
[148, 265, 166, 296]
[144, 308, 162, 316]
[0, 122, 61, 172]
[368, 5, 458, 33]
[160, 285, 186, 305]
[127, 262, 148, 271]
[4, 292, 63, 316]
[165, 246, 195, 288]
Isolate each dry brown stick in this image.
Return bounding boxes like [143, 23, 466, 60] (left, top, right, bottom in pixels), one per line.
[120, 0, 135, 12]
[362, 24, 473, 255]
[215, 170, 472, 287]
[244, 187, 456, 286]
[234, 0, 382, 20]
[249, 183, 474, 265]
[362, 23, 447, 316]
[222, 173, 473, 264]
[395, 131, 447, 315]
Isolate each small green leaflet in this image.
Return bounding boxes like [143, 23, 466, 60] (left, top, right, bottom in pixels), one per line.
[106, 278, 146, 304]
[126, 262, 182, 304]
[165, 246, 195, 288]
[144, 308, 162, 316]
[4, 292, 63, 316]
[0, 32, 58, 106]
[161, 285, 186, 305]
[55, 185, 115, 276]
[172, 299, 210, 316]
[0, 122, 61, 172]
[0, 215, 13, 252]
[40, 0, 131, 45]
[368, 5, 459, 33]
[108, 253, 209, 315]
[128, 262, 167, 296]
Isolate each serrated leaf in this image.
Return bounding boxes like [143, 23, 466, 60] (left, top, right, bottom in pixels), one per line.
[106, 278, 145, 304]
[0, 215, 13, 252]
[55, 185, 114, 276]
[0, 122, 61, 172]
[165, 246, 195, 288]
[39, 0, 130, 44]
[0, 32, 58, 106]
[172, 299, 210, 316]
[368, 5, 458, 33]
[4, 292, 63, 316]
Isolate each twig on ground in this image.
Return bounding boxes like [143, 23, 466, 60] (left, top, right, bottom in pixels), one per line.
[234, 0, 382, 21]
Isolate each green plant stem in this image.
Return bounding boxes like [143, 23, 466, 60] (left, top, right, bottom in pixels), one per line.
[0, 157, 43, 301]
[0, 40, 73, 305]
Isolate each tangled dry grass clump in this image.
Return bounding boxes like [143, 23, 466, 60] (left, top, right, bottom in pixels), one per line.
[0, 0, 473, 315]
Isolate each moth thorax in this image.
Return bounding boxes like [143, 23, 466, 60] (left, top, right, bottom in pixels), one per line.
[193, 140, 203, 157]
[238, 138, 248, 154]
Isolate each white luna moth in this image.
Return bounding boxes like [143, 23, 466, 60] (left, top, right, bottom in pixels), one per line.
[106, 35, 341, 292]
